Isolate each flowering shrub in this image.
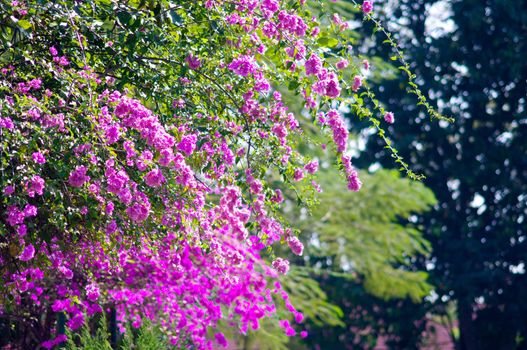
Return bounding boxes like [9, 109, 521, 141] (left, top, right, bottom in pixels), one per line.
[0, 0, 446, 348]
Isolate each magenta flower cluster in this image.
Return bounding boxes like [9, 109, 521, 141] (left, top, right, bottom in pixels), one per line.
[1, 67, 313, 349]
[0, 0, 388, 348]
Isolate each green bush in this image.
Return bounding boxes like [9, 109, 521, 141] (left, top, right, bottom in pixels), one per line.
[64, 314, 174, 350]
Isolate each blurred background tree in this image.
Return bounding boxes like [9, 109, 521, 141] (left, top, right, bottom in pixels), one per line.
[348, 0, 527, 349]
[287, 166, 437, 350]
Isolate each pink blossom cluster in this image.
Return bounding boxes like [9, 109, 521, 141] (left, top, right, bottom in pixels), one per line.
[304, 54, 342, 99]
[327, 109, 349, 153]
[0, 0, 378, 347]
[0, 66, 311, 348]
[362, 0, 374, 14]
[384, 111, 395, 124]
[6, 227, 297, 348]
[342, 154, 363, 192]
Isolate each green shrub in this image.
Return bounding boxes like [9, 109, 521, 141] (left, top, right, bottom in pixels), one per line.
[64, 314, 174, 350]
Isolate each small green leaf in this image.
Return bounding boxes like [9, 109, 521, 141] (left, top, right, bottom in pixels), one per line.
[317, 36, 339, 48]
[18, 19, 31, 30]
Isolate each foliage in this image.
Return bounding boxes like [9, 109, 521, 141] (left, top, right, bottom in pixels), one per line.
[64, 315, 113, 350]
[307, 169, 435, 301]
[0, 0, 444, 349]
[64, 315, 174, 350]
[291, 166, 436, 349]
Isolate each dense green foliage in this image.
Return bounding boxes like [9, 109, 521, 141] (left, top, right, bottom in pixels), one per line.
[292, 168, 436, 301]
[64, 316, 174, 350]
[291, 166, 436, 349]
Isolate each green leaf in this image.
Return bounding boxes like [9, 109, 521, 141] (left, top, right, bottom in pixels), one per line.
[317, 36, 339, 48]
[17, 19, 32, 30]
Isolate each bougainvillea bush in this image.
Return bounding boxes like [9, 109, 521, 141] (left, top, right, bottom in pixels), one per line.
[0, 0, 445, 348]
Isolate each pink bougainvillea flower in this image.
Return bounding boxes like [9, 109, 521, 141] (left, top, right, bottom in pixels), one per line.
[186, 53, 201, 69]
[272, 258, 290, 274]
[144, 168, 166, 187]
[68, 165, 90, 187]
[362, 0, 373, 14]
[32, 151, 46, 164]
[288, 236, 304, 256]
[26, 175, 45, 197]
[19, 244, 36, 261]
[384, 111, 395, 124]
